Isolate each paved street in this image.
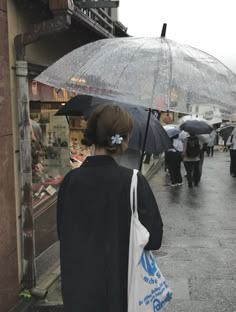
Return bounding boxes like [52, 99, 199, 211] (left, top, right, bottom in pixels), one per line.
[150, 150, 236, 312]
[44, 150, 236, 311]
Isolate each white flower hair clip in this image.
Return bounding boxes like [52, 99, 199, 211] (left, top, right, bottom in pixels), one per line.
[111, 134, 123, 145]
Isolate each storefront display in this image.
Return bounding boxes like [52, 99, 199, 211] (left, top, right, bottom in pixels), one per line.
[30, 104, 70, 209]
[29, 79, 92, 257]
[69, 116, 92, 168]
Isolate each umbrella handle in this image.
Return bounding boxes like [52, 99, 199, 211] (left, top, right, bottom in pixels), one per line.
[139, 109, 151, 171]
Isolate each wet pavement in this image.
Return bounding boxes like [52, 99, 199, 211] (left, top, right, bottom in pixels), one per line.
[150, 150, 236, 311]
[43, 150, 236, 311]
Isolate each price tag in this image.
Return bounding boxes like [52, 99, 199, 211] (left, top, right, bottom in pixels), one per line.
[45, 185, 57, 196]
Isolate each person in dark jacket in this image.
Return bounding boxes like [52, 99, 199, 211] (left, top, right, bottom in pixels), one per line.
[165, 135, 183, 186]
[183, 133, 201, 187]
[57, 104, 163, 312]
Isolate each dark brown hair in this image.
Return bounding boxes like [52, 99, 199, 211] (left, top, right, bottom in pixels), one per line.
[81, 104, 133, 155]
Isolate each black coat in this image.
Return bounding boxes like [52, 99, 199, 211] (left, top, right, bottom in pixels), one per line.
[57, 155, 163, 312]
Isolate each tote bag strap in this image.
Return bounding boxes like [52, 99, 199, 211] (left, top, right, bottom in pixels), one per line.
[130, 169, 138, 217]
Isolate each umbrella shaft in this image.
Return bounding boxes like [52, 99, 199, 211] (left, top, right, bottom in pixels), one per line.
[139, 108, 152, 171]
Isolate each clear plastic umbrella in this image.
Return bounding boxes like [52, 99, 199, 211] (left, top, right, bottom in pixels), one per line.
[36, 37, 236, 115]
[177, 114, 208, 124]
[165, 127, 181, 138]
[207, 117, 222, 125]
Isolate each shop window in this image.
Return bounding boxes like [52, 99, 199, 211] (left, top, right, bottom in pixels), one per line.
[30, 102, 70, 209]
[69, 116, 92, 168]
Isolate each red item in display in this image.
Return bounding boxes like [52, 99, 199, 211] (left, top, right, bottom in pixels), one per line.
[44, 176, 64, 186]
[73, 154, 84, 162]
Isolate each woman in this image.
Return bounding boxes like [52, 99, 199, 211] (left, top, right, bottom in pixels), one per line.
[57, 105, 163, 312]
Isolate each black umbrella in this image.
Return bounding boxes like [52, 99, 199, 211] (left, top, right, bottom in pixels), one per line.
[180, 119, 212, 135]
[217, 125, 235, 141]
[55, 95, 97, 117]
[56, 95, 171, 168]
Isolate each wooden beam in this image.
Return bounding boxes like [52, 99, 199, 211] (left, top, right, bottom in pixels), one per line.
[76, 0, 119, 9]
[90, 8, 113, 30]
[73, 5, 114, 38]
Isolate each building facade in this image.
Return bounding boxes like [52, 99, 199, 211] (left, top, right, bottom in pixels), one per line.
[0, 1, 128, 310]
[0, 1, 19, 310]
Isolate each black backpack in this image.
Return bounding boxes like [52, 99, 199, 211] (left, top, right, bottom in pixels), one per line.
[186, 136, 201, 158]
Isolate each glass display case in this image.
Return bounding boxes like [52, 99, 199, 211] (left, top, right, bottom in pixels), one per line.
[69, 116, 92, 169]
[30, 103, 71, 210]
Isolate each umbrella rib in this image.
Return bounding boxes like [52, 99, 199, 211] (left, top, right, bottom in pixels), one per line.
[164, 39, 173, 111]
[150, 38, 172, 110]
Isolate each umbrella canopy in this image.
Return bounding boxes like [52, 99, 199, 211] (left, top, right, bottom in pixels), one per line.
[165, 127, 180, 139]
[56, 95, 171, 155]
[55, 94, 95, 117]
[197, 134, 210, 144]
[217, 125, 235, 141]
[180, 120, 212, 135]
[35, 37, 236, 115]
[163, 124, 180, 131]
[177, 114, 208, 124]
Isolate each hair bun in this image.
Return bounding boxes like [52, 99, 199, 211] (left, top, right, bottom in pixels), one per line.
[81, 104, 133, 154]
[81, 129, 95, 146]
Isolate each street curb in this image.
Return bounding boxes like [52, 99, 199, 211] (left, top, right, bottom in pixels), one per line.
[37, 261, 60, 291]
[31, 264, 61, 310]
[32, 303, 64, 312]
[8, 298, 37, 312]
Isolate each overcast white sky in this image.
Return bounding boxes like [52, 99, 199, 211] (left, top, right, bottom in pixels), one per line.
[119, 0, 236, 73]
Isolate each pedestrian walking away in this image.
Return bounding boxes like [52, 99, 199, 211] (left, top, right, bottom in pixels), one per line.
[183, 133, 201, 187]
[226, 128, 236, 177]
[165, 135, 183, 186]
[57, 104, 163, 312]
[207, 129, 217, 157]
[197, 138, 208, 183]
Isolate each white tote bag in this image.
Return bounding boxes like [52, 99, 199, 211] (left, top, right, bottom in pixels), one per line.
[128, 170, 172, 312]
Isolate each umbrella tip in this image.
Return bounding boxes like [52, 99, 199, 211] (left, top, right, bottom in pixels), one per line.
[161, 23, 167, 38]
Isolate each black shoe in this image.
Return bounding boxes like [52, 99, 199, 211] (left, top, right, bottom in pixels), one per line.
[188, 182, 193, 188]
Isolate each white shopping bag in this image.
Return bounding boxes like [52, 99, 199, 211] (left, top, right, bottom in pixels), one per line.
[128, 170, 172, 312]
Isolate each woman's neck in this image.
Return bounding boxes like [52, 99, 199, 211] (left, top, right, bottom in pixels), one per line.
[94, 146, 111, 157]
